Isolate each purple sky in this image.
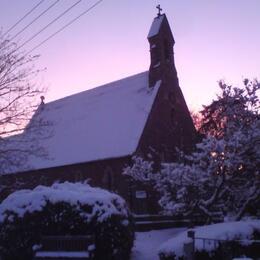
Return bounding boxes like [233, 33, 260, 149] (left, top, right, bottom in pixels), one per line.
[1, 0, 260, 111]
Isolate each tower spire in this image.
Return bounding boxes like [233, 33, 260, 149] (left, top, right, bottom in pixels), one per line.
[147, 12, 175, 87]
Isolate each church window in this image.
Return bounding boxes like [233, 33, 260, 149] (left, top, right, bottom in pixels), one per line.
[168, 92, 175, 104]
[170, 108, 176, 126]
[102, 166, 113, 190]
[164, 39, 170, 61]
[179, 127, 184, 149]
[39, 175, 48, 186]
[160, 151, 166, 161]
[151, 47, 160, 65]
[74, 171, 83, 182]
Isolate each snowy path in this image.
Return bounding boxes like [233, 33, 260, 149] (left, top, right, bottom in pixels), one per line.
[131, 228, 187, 260]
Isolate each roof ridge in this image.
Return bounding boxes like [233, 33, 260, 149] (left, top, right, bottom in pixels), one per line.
[45, 71, 148, 106]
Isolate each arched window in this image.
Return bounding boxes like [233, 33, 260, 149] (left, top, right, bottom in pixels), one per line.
[39, 175, 48, 186]
[168, 91, 175, 104]
[102, 166, 113, 190]
[151, 46, 160, 66]
[170, 108, 175, 125]
[171, 108, 177, 127]
[74, 170, 83, 182]
[164, 39, 170, 61]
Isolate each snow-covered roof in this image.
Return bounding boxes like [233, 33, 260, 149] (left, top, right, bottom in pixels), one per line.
[148, 14, 164, 38]
[12, 72, 160, 172]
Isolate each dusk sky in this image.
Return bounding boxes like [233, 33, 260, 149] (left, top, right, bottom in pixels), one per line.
[1, 0, 260, 111]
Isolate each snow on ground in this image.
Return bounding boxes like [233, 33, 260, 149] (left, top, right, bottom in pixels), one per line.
[159, 220, 260, 258]
[131, 220, 260, 259]
[131, 228, 187, 260]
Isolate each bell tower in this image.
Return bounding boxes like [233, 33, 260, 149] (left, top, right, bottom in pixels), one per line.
[148, 6, 176, 87]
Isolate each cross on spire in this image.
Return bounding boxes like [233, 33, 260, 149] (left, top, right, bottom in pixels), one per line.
[40, 95, 45, 104]
[156, 4, 162, 17]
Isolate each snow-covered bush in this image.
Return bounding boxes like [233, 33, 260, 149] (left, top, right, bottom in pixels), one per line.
[156, 120, 260, 220]
[0, 182, 134, 260]
[124, 79, 260, 221]
[159, 220, 260, 260]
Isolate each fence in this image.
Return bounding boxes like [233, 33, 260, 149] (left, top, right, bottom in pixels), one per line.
[184, 230, 260, 260]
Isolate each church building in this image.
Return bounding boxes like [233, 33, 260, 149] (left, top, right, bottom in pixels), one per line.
[0, 11, 196, 214]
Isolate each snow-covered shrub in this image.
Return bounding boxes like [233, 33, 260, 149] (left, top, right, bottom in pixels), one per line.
[125, 80, 260, 221]
[0, 182, 134, 260]
[159, 220, 260, 260]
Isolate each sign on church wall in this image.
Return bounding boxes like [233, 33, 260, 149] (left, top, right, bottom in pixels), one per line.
[135, 190, 147, 199]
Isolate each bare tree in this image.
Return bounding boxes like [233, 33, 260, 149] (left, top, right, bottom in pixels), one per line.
[0, 31, 49, 175]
